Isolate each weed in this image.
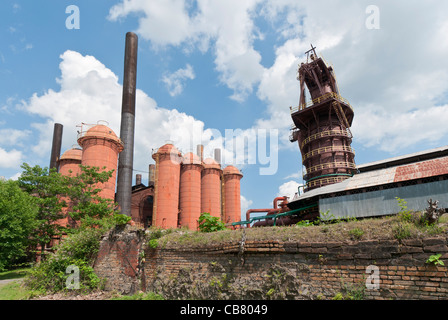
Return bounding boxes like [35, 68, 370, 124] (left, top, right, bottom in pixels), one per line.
[396, 197, 413, 222]
[426, 254, 445, 266]
[148, 239, 159, 249]
[295, 220, 313, 227]
[266, 288, 275, 297]
[348, 228, 364, 240]
[392, 223, 412, 241]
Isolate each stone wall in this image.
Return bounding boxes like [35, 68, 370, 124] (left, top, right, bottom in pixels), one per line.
[94, 227, 448, 299]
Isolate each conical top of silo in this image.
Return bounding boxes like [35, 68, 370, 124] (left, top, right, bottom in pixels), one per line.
[60, 147, 82, 161]
[223, 165, 242, 176]
[182, 152, 202, 165]
[203, 158, 221, 170]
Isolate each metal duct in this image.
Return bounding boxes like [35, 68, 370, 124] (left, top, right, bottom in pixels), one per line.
[117, 32, 138, 216]
[49, 123, 63, 171]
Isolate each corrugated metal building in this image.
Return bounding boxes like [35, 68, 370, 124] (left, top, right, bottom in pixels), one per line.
[288, 146, 448, 219]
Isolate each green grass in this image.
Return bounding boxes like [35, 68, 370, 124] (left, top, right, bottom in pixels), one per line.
[0, 281, 31, 300]
[0, 268, 32, 300]
[0, 268, 30, 280]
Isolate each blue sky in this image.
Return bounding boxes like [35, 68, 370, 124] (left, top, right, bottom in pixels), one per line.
[1, 1, 448, 220]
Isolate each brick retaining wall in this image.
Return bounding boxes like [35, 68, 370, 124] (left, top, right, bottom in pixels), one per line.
[93, 227, 448, 299]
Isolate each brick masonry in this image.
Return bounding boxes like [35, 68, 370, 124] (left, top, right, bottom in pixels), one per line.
[93, 226, 146, 294]
[93, 228, 448, 299]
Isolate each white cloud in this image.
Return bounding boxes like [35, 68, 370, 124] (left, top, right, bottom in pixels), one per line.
[0, 147, 22, 169]
[15, 1, 448, 180]
[240, 195, 253, 220]
[283, 172, 301, 180]
[8, 172, 21, 181]
[108, 0, 194, 47]
[278, 180, 301, 200]
[162, 64, 195, 96]
[108, 0, 266, 102]
[18, 50, 228, 181]
[352, 104, 448, 153]
[255, 1, 448, 154]
[0, 128, 31, 146]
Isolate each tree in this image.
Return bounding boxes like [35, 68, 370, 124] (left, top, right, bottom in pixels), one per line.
[18, 163, 69, 258]
[17, 163, 121, 260]
[64, 165, 118, 229]
[0, 179, 38, 271]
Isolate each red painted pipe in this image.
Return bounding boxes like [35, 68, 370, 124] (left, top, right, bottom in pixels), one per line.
[273, 196, 288, 209]
[246, 209, 272, 222]
[245, 196, 291, 228]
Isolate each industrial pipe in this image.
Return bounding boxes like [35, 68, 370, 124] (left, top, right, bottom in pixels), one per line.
[117, 32, 138, 216]
[49, 123, 63, 172]
[253, 216, 293, 227]
[244, 208, 281, 228]
[273, 196, 288, 209]
[244, 196, 291, 228]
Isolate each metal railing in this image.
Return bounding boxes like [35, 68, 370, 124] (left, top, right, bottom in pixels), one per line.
[304, 161, 357, 176]
[76, 122, 124, 147]
[305, 176, 348, 189]
[302, 145, 355, 162]
[290, 92, 353, 113]
[231, 204, 318, 227]
[300, 129, 351, 149]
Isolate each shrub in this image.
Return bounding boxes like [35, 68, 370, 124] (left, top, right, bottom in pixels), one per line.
[25, 256, 103, 294]
[24, 227, 106, 295]
[113, 214, 131, 226]
[198, 212, 226, 233]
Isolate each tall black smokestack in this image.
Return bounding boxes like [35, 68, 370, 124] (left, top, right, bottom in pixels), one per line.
[49, 123, 63, 171]
[117, 32, 138, 216]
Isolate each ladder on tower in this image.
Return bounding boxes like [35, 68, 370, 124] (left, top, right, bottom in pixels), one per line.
[332, 101, 352, 139]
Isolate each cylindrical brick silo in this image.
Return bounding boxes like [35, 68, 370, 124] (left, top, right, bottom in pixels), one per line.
[201, 158, 222, 220]
[151, 143, 181, 229]
[77, 123, 124, 201]
[223, 165, 243, 226]
[58, 146, 82, 177]
[56, 146, 83, 230]
[179, 152, 202, 230]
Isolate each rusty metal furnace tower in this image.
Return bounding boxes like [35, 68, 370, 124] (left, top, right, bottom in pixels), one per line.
[290, 45, 356, 192]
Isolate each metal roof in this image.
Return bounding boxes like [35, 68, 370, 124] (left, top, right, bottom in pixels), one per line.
[357, 145, 448, 172]
[293, 145, 448, 202]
